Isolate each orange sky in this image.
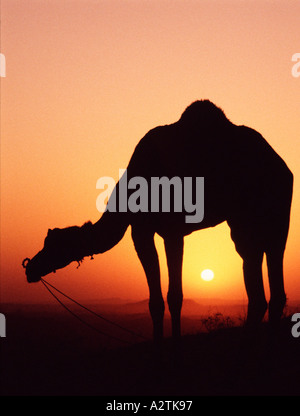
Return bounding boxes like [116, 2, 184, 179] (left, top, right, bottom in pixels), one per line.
[1, 0, 300, 305]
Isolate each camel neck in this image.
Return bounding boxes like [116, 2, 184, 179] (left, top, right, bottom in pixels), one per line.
[86, 211, 129, 256]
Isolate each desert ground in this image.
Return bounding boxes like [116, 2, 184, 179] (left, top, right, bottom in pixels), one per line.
[1, 298, 299, 397]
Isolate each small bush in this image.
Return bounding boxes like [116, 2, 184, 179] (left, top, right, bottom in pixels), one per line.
[200, 312, 235, 332]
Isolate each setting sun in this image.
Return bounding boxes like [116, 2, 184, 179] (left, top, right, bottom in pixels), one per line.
[201, 269, 215, 282]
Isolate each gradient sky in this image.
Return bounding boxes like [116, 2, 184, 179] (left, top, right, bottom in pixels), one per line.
[1, 0, 299, 305]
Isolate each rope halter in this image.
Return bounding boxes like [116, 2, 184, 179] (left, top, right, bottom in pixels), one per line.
[22, 258, 31, 269]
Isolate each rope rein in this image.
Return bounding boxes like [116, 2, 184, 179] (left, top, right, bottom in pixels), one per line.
[40, 278, 149, 344]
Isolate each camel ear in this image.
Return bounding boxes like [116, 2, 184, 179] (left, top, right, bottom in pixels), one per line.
[47, 228, 53, 236]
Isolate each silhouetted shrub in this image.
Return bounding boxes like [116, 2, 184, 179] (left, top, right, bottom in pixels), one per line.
[200, 313, 235, 332]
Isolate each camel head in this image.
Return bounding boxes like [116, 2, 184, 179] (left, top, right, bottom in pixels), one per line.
[22, 223, 93, 283]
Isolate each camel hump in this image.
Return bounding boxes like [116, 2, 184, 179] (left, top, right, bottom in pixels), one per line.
[179, 99, 230, 126]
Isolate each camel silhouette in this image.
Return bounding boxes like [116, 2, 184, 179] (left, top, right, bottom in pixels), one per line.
[23, 100, 293, 343]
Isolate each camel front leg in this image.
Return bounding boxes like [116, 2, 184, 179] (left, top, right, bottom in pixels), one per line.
[164, 234, 184, 340]
[132, 226, 165, 344]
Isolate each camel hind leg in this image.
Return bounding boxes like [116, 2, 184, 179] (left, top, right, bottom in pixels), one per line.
[229, 224, 268, 328]
[265, 214, 290, 328]
[265, 169, 292, 328]
[230, 218, 289, 329]
[266, 248, 286, 328]
[243, 250, 268, 327]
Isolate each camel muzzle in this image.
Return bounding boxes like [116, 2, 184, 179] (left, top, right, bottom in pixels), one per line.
[22, 249, 55, 283]
[22, 257, 42, 283]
